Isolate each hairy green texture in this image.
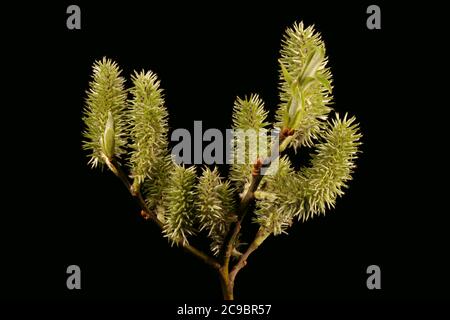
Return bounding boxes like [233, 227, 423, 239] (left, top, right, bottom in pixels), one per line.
[276, 22, 333, 150]
[232, 94, 269, 130]
[229, 94, 269, 190]
[255, 114, 361, 234]
[163, 165, 198, 246]
[297, 113, 362, 220]
[82, 58, 128, 167]
[254, 156, 296, 235]
[129, 70, 169, 185]
[197, 167, 236, 255]
[143, 154, 174, 214]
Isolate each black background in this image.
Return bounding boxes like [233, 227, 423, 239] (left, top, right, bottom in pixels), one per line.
[1, 0, 448, 314]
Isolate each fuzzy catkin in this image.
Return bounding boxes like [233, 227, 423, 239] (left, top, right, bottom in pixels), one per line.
[82, 58, 128, 167]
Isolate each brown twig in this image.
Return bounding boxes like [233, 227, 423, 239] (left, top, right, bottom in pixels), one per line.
[229, 228, 270, 283]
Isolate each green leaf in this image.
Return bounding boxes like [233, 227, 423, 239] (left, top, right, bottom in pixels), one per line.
[279, 59, 293, 86]
[299, 46, 324, 84]
[315, 72, 332, 93]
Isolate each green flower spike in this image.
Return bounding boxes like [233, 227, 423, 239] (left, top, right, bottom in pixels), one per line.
[82, 57, 128, 167]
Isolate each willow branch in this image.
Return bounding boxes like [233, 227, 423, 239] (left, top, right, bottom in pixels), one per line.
[229, 227, 270, 283]
[183, 242, 221, 269]
[220, 173, 262, 270]
[220, 132, 289, 268]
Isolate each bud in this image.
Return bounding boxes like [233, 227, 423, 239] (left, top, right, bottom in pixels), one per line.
[102, 111, 115, 159]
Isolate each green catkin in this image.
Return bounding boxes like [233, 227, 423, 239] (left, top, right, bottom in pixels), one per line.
[82, 57, 128, 167]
